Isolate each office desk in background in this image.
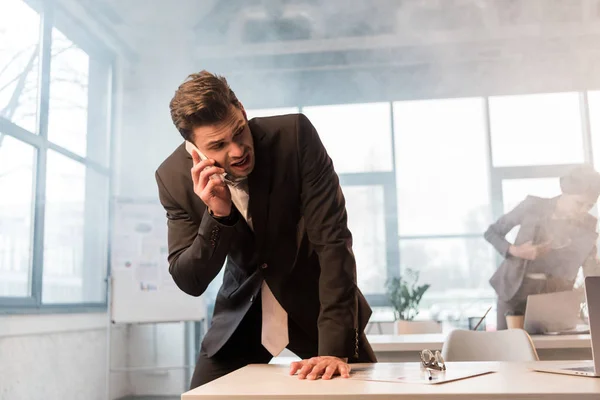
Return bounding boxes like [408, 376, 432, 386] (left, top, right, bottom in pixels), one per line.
[368, 333, 592, 362]
[182, 361, 600, 399]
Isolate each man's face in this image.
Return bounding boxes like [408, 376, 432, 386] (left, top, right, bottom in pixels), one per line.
[192, 105, 255, 179]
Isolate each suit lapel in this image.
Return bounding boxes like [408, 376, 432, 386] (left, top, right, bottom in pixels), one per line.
[248, 124, 271, 255]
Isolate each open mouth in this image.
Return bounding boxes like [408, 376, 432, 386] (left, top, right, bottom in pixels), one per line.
[231, 154, 250, 169]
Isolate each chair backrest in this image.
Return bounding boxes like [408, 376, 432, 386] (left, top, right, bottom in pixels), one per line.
[441, 329, 539, 362]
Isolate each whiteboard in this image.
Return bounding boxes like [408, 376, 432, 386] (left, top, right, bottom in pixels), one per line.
[109, 198, 206, 324]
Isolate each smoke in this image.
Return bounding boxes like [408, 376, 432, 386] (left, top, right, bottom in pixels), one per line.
[105, 0, 600, 193]
[64, 0, 592, 115]
[168, 0, 598, 108]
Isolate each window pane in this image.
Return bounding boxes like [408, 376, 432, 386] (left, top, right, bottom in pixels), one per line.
[0, 135, 35, 297]
[400, 238, 496, 320]
[342, 185, 386, 295]
[489, 92, 584, 167]
[43, 150, 108, 303]
[48, 28, 89, 157]
[302, 103, 393, 173]
[502, 178, 561, 214]
[246, 107, 299, 119]
[0, 0, 40, 133]
[394, 98, 491, 235]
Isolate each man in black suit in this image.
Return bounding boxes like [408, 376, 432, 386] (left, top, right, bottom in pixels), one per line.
[155, 70, 376, 388]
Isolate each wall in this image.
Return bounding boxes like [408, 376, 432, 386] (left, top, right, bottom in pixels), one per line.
[126, 323, 188, 396]
[0, 314, 129, 400]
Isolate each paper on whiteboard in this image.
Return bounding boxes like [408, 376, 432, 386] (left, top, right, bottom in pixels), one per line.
[111, 202, 170, 292]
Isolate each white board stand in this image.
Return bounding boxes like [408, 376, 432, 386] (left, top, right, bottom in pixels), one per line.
[105, 198, 208, 399]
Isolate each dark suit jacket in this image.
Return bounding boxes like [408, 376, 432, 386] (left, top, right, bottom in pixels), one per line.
[486, 195, 600, 302]
[155, 113, 376, 361]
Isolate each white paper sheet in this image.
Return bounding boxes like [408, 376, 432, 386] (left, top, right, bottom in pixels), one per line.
[350, 363, 495, 385]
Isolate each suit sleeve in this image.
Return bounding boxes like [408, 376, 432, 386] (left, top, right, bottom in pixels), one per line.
[155, 170, 239, 297]
[484, 196, 535, 258]
[295, 114, 358, 359]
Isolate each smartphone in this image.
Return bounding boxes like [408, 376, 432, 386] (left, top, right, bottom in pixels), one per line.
[185, 141, 226, 181]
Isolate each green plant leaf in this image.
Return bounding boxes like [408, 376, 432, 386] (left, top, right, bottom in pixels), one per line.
[384, 269, 430, 321]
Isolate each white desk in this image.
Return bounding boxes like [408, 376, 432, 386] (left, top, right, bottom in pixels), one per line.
[368, 334, 592, 362]
[182, 361, 600, 399]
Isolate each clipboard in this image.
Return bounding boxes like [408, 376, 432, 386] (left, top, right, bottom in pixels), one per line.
[349, 363, 496, 385]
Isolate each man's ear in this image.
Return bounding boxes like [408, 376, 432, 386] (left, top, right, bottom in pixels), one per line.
[240, 103, 248, 120]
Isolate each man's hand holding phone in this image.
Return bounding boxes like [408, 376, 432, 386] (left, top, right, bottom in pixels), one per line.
[191, 151, 232, 217]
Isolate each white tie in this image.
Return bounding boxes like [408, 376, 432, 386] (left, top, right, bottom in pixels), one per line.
[227, 181, 289, 356]
[260, 279, 289, 356]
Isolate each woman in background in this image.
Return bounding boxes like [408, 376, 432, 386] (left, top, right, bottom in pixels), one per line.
[485, 165, 600, 330]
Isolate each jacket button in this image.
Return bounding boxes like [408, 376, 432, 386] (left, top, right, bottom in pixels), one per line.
[261, 263, 268, 269]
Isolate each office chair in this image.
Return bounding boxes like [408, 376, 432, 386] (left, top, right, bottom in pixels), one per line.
[441, 329, 539, 362]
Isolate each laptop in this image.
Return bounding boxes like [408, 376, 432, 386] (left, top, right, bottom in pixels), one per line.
[532, 276, 600, 377]
[523, 290, 587, 335]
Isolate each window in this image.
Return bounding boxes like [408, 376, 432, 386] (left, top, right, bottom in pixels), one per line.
[302, 102, 393, 174]
[0, 135, 36, 297]
[0, 1, 113, 311]
[399, 237, 496, 318]
[393, 97, 495, 315]
[488, 92, 590, 268]
[43, 151, 109, 303]
[501, 178, 561, 215]
[489, 92, 584, 167]
[47, 28, 90, 158]
[394, 98, 491, 236]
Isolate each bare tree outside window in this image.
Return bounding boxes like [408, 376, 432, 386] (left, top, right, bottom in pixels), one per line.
[0, 0, 41, 297]
[0, 0, 40, 134]
[0, 0, 92, 300]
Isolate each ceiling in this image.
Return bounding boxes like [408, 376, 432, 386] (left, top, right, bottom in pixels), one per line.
[69, 0, 600, 73]
[80, 0, 600, 45]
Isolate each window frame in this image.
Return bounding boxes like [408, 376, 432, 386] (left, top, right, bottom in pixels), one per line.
[0, 0, 116, 314]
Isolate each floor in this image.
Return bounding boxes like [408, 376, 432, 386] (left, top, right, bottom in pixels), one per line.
[118, 396, 179, 400]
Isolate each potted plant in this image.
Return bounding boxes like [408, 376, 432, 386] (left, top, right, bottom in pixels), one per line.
[385, 269, 441, 334]
[504, 310, 525, 330]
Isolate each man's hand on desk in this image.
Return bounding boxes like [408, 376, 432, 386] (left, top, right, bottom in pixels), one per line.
[289, 356, 350, 380]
